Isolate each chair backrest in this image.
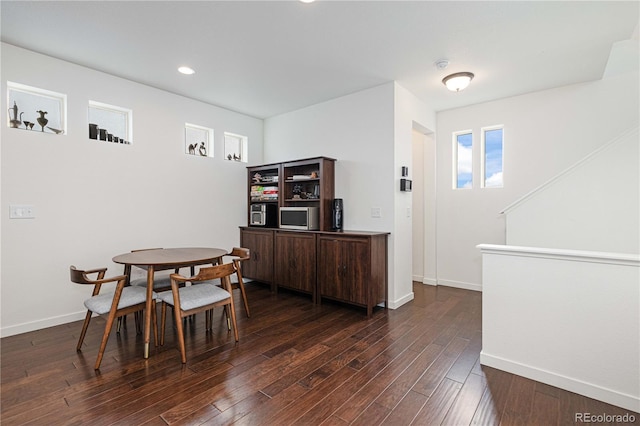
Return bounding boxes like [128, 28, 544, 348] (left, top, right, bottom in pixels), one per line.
[70, 265, 105, 285]
[171, 262, 237, 286]
[228, 247, 250, 261]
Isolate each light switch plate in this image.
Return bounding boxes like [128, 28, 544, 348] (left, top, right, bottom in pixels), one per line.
[371, 207, 382, 218]
[10, 204, 35, 219]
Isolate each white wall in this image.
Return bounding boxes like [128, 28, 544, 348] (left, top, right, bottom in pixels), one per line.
[411, 130, 425, 282]
[264, 82, 436, 308]
[479, 244, 640, 412]
[505, 127, 639, 253]
[436, 70, 640, 290]
[393, 84, 436, 304]
[1, 44, 264, 336]
[412, 130, 437, 285]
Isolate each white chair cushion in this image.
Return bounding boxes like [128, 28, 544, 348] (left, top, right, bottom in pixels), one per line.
[130, 275, 173, 290]
[84, 286, 154, 315]
[158, 284, 230, 311]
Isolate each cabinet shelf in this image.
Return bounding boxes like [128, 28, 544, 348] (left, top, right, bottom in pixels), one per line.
[285, 178, 320, 182]
[284, 198, 319, 202]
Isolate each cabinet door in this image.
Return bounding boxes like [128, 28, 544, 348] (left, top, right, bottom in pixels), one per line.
[275, 232, 316, 294]
[240, 229, 273, 283]
[341, 238, 369, 305]
[317, 237, 347, 301]
[318, 236, 370, 305]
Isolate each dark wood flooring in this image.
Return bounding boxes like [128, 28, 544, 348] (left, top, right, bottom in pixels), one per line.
[1, 282, 637, 425]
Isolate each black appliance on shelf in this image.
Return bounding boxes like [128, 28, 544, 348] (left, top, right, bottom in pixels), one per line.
[332, 198, 343, 231]
[250, 203, 277, 227]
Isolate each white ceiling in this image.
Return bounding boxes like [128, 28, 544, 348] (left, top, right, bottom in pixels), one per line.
[1, 1, 638, 119]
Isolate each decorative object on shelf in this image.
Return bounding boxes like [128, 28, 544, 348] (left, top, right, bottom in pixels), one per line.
[252, 173, 262, 183]
[224, 131, 247, 163]
[185, 123, 212, 157]
[292, 184, 303, 199]
[47, 126, 63, 135]
[36, 110, 48, 132]
[8, 101, 23, 128]
[7, 82, 66, 135]
[89, 100, 132, 145]
[89, 123, 98, 139]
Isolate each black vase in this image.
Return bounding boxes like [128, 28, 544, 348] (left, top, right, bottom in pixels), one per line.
[332, 198, 343, 231]
[89, 123, 98, 139]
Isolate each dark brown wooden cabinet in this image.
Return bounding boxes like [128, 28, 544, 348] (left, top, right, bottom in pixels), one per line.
[247, 156, 335, 231]
[242, 157, 387, 317]
[281, 157, 335, 231]
[239, 228, 274, 288]
[274, 231, 317, 300]
[317, 232, 388, 317]
[241, 227, 388, 317]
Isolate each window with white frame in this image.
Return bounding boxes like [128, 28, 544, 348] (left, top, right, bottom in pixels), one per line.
[481, 126, 504, 188]
[224, 132, 248, 162]
[453, 131, 473, 189]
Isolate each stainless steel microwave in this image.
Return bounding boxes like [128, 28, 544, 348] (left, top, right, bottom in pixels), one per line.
[279, 207, 319, 230]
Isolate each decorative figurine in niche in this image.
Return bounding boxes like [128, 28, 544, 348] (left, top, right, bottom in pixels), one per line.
[292, 184, 303, 199]
[36, 110, 48, 132]
[47, 127, 63, 134]
[89, 123, 98, 139]
[188, 143, 197, 155]
[199, 142, 207, 156]
[8, 101, 23, 128]
[233, 153, 240, 161]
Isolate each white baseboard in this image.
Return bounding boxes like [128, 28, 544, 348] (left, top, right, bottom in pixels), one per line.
[422, 277, 437, 286]
[412, 276, 473, 288]
[437, 278, 482, 292]
[388, 291, 414, 309]
[1, 311, 86, 338]
[480, 351, 640, 413]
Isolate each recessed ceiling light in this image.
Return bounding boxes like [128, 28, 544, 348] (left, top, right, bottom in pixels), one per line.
[300, 0, 316, 3]
[178, 66, 195, 75]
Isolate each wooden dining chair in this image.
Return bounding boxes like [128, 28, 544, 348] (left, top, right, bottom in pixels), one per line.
[159, 262, 239, 364]
[223, 247, 251, 317]
[128, 248, 179, 291]
[70, 265, 157, 370]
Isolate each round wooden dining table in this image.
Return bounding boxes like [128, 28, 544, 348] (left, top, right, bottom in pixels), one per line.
[113, 247, 227, 358]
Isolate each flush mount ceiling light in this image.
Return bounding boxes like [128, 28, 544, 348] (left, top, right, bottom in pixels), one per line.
[299, 0, 315, 3]
[442, 72, 474, 92]
[178, 66, 195, 75]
